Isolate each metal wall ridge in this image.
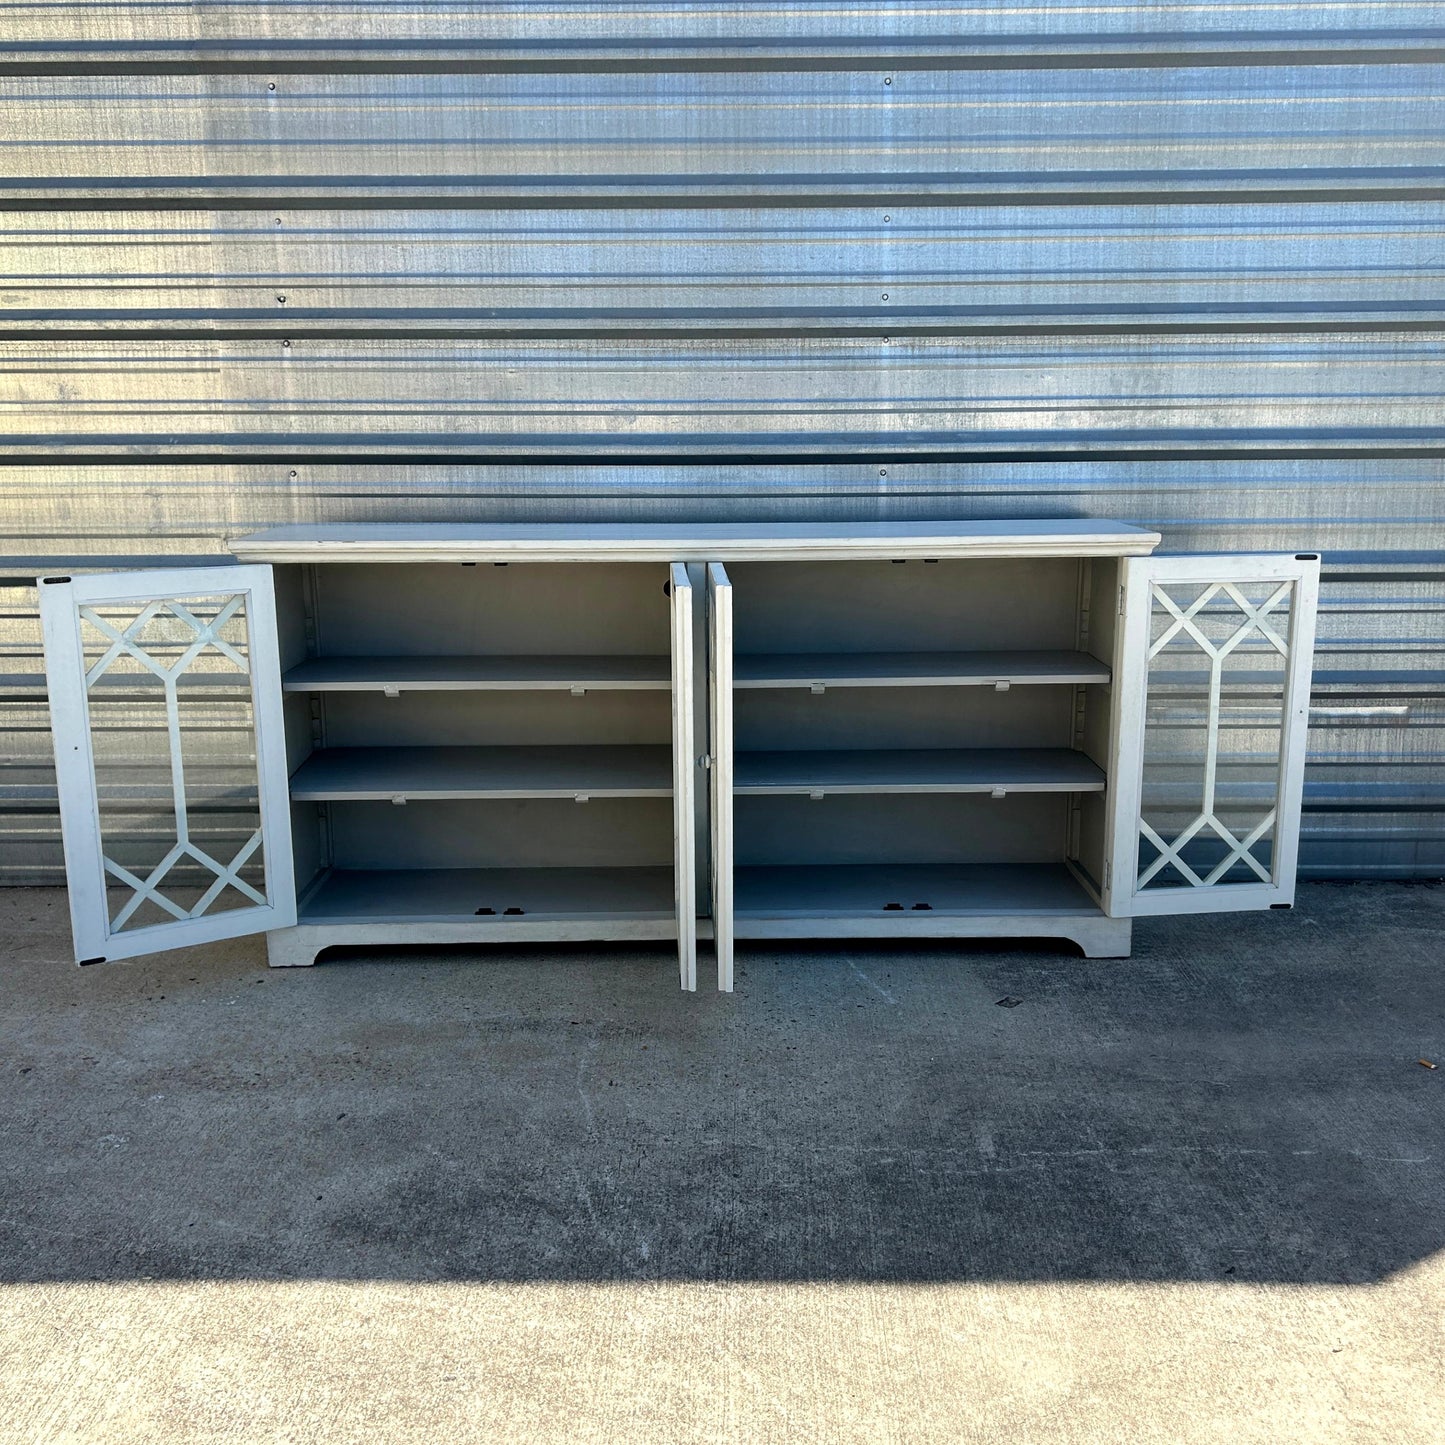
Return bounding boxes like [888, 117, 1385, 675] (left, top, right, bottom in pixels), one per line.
[5, 43, 1445, 77]
[3, 0, 1444, 61]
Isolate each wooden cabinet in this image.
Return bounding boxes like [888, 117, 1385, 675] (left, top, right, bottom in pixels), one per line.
[39, 522, 1319, 988]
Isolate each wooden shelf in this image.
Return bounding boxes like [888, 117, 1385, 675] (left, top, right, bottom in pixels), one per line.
[734, 862, 1099, 917]
[300, 866, 676, 923]
[734, 649, 1109, 690]
[732, 748, 1105, 796]
[290, 745, 674, 801]
[284, 655, 670, 693]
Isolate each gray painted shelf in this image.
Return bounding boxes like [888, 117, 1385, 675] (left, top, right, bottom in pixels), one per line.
[733, 649, 1110, 689]
[284, 655, 670, 692]
[732, 748, 1106, 795]
[289, 745, 674, 800]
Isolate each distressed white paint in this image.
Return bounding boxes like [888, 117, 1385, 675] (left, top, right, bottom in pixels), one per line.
[707, 563, 735, 992]
[232, 520, 1161, 566]
[39, 565, 296, 964]
[1106, 553, 1321, 917]
[670, 563, 698, 992]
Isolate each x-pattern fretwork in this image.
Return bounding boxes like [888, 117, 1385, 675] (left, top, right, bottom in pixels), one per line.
[81, 596, 267, 932]
[1138, 580, 1293, 891]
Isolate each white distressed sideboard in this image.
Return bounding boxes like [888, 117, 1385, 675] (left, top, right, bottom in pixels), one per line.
[39, 521, 1320, 989]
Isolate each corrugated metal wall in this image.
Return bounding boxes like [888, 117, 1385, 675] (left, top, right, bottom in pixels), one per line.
[2, 3, 1443, 882]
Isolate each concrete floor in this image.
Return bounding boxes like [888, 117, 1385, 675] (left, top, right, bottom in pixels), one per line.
[0, 882, 1442, 1442]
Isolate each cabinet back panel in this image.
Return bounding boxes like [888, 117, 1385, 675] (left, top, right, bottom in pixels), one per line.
[728, 559, 1081, 653]
[311, 563, 671, 656]
[328, 797, 672, 870]
[735, 793, 1068, 867]
[735, 685, 1074, 751]
[319, 689, 670, 747]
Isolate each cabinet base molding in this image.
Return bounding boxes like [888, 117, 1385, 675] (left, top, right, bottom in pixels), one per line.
[266, 918, 682, 969]
[732, 914, 1132, 959]
[265, 915, 1128, 967]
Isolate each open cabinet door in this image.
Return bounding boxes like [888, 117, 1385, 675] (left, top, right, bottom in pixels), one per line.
[707, 564, 734, 991]
[1106, 553, 1320, 917]
[40, 565, 296, 964]
[669, 564, 698, 990]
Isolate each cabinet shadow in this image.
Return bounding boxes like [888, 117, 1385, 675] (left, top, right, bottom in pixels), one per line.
[2, 883, 1442, 1286]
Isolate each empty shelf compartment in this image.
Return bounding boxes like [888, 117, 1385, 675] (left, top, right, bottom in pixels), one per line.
[732, 748, 1105, 795]
[284, 655, 670, 692]
[300, 866, 677, 923]
[734, 649, 1110, 689]
[290, 745, 674, 800]
[734, 863, 1100, 917]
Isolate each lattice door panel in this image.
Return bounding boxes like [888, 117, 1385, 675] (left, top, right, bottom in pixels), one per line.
[1110, 555, 1319, 917]
[1139, 578, 1293, 890]
[80, 595, 268, 932]
[42, 566, 295, 963]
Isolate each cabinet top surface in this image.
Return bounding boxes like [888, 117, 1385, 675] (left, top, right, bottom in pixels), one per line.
[233, 519, 1161, 563]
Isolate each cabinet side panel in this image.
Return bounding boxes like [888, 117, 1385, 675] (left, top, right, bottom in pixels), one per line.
[1086, 556, 1120, 668]
[272, 564, 309, 672]
[276, 568, 316, 791]
[1079, 683, 1113, 772]
[290, 801, 325, 899]
[1073, 682, 1114, 896]
[1074, 793, 1108, 897]
[283, 694, 316, 777]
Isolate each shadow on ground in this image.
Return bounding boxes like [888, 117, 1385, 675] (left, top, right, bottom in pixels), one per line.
[1, 881, 1441, 1286]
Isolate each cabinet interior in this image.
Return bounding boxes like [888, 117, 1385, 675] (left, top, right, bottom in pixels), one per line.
[276, 561, 679, 926]
[272, 547, 1124, 942]
[724, 556, 1120, 919]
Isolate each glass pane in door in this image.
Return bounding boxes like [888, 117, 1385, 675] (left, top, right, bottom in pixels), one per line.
[78, 592, 270, 932]
[1136, 576, 1295, 892]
